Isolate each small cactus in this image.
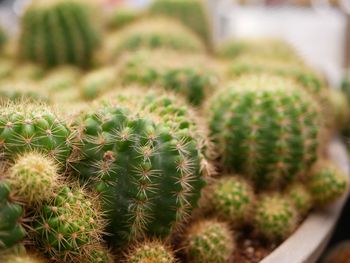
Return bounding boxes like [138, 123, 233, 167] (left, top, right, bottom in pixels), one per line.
[0, 81, 50, 103]
[19, 0, 101, 68]
[126, 240, 176, 263]
[307, 161, 348, 206]
[41, 66, 81, 92]
[7, 152, 61, 206]
[285, 183, 313, 217]
[0, 181, 27, 251]
[253, 194, 297, 241]
[14, 64, 45, 81]
[205, 176, 255, 226]
[107, 8, 143, 30]
[183, 219, 234, 263]
[32, 185, 105, 262]
[207, 75, 322, 188]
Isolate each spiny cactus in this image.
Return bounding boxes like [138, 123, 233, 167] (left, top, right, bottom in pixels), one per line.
[183, 219, 234, 263]
[7, 152, 61, 206]
[0, 81, 50, 103]
[253, 194, 297, 241]
[0, 181, 27, 250]
[19, 0, 100, 68]
[0, 103, 73, 165]
[205, 176, 255, 226]
[125, 240, 176, 263]
[217, 38, 300, 62]
[285, 183, 313, 217]
[80, 67, 117, 101]
[207, 75, 322, 188]
[32, 185, 105, 262]
[107, 7, 143, 30]
[41, 66, 81, 92]
[149, 0, 212, 48]
[73, 94, 207, 245]
[104, 18, 205, 60]
[307, 161, 348, 206]
[117, 50, 218, 106]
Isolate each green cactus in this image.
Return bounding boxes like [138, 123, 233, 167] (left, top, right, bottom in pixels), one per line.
[88, 246, 114, 263]
[104, 18, 205, 60]
[19, 0, 101, 68]
[207, 75, 322, 188]
[0, 181, 27, 251]
[307, 161, 348, 206]
[7, 152, 61, 206]
[80, 67, 117, 101]
[149, 0, 212, 48]
[126, 240, 176, 263]
[73, 94, 207, 245]
[0, 103, 73, 165]
[41, 66, 81, 92]
[205, 176, 255, 226]
[32, 185, 105, 262]
[14, 64, 45, 81]
[0, 81, 50, 103]
[117, 50, 218, 106]
[217, 38, 300, 62]
[183, 219, 234, 263]
[285, 183, 313, 217]
[107, 8, 143, 30]
[253, 194, 297, 241]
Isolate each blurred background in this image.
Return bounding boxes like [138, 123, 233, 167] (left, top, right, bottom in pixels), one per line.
[1, 0, 349, 87]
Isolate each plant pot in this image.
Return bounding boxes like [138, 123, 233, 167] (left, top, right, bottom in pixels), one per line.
[261, 137, 350, 263]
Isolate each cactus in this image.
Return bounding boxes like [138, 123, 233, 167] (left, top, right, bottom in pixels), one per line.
[80, 67, 117, 101]
[307, 161, 348, 206]
[19, 0, 100, 68]
[104, 18, 205, 60]
[253, 194, 297, 241]
[31, 185, 105, 262]
[107, 8, 143, 30]
[7, 152, 61, 206]
[149, 0, 212, 48]
[183, 219, 234, 263]
[217, 38, 300, 61]
[126, 240, 176, 263]
[73, 94, 207, 245]
[14, 64, 45, 81]
[285, 183, 313, 217]
[89, 246, 114, 263]
[0, 26, 7, 52]
[117, 50, 218, 106]
[0, 81, 50, 103]
[0, 59, 13, 81]
[0, 181, 27, 250]
[0, 103, 73, 165]
[207, 75, 322, 188]
[2, 253, 46, 263]
[41, 66, 81, 92]
[205, 176, 255, 226]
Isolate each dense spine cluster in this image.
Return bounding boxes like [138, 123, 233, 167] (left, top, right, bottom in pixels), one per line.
[208, 75, 322, 188]
[183, 219, 234, 263]
[19, 0, 100, 68]
[285, 183, 313, 216]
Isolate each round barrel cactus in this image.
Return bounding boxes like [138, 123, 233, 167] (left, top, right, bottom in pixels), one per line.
[207, 75, 322, 188]
[19, 0, 100, 68]
[73, 95, 207, 245]
[285, 182, 313, 216]
[0, 181, 27, 251]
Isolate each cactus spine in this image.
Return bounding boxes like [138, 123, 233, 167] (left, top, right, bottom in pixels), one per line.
[207, 75, 322, 188]
[19, 0, 100, 68]
[183, 219, 234, 263]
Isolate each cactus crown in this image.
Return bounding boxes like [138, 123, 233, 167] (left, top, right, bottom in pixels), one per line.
[208, 75, 322, 188]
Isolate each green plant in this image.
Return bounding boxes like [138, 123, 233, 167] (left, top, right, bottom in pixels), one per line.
[149, 0, 212, 48]
[207, 75, 322, 188]
[0, 181, 27, 250]
[125, 240, 176, 263]
[73, 95, 207, 245]
[205, 176, 255, 226]
[104, 18, 205, 59]
[7, 152, 61, 206]
[41, 66, 81, 92]
[183, 219, 234, 263]
[107, 8, 142, 30]
[253, 194, 297, 241]
[80, 67, 117, 100]
[307, 161, 348, 206]
[0, 81, 50, 103]
[14, 64, 45, 81]
[19, 0, 100, 68]
[285, 183, 313, 217]
[0, 103, 73, 165]
[32, 185, 105, 262]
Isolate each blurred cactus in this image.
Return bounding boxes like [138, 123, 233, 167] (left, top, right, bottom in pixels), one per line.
[107, 8, 143, 30]
[0, 81, 50, 103]
[285, 183, 313, 217]
[41, 66, 81, 92]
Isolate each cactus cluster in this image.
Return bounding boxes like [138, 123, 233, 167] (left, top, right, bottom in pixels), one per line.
[207, 75, 322, 188]
[126, 241, 176, 263]
[19, 0, 100, 68]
